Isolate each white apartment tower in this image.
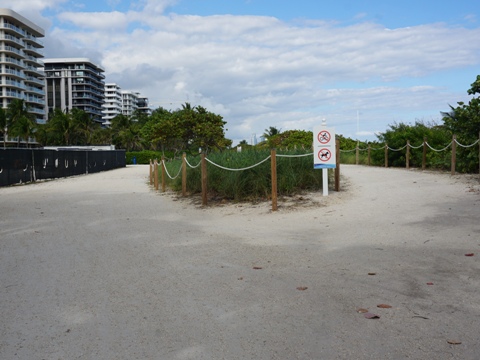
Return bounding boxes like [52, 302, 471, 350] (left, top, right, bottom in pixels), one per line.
[121, 90, 138, 116]
[0, 8, 45, 123]
[43, 58, 105, 123]
[102, 84, 151, 124]
[102, 82, 122, 125]
[121, 90, 151, 117]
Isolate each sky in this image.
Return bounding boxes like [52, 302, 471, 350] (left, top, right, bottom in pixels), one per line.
[3, 0, 480, 145]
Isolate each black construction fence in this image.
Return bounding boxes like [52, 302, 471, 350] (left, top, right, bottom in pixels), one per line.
[0, 148, 126, 187]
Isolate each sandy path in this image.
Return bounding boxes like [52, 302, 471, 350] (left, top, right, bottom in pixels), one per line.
[1, 165, 479, 359]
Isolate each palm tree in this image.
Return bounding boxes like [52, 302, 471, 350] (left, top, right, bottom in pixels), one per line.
[11, 114, 36, 147]
[111, 114, 144, 151]
[48, 108, 76, 145]
[71, 108, 97, 145]
[263, 126, 281, 139]
[7, 99, 36, 147]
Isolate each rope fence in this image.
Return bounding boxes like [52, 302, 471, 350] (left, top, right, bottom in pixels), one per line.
[340, 134, 480, 175]
[149, 145, 340, 211]
[148, 134, 479, 210]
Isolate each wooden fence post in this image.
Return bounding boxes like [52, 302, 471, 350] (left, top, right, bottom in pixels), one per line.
[385, 143, 388, 168]
[149, 159, 153, 185]
[478, 131, 480, 181]
[161, 156, 166, 192]
[271, 149, 277, 211]
[335, 139, 340, 191]
[201, 153, 207, 206]
[422, 137, 427, 170]
[368, 144, 371, 166]
[406, 140, 410, 169]
[154, 160, 159, 190]
[182, 152, 187, 197]
[451, 135, 456, 175]
[356, 141, 359, 165]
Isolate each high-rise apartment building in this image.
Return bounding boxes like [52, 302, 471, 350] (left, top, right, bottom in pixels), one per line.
[43, 58, 105, 123]
[0, 8, 45, 123]
[136, 95, 151, 116]
[121, 90, 138, 117]
[102, 83, 122, 125]
[102, 84, 151, 124]
[121, 90, 151, 117]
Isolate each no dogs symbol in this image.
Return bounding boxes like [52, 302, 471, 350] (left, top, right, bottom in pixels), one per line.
[317, 148, 331, 162]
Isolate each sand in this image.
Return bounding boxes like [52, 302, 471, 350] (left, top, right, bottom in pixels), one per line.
[1, 164, 479, 359]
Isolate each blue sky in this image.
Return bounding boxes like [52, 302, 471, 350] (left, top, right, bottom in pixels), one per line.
[3, 0, 480, 144]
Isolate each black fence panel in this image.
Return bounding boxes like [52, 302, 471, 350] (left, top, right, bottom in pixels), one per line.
[0, 149, 33, 186]
[0, 149, 126, 187]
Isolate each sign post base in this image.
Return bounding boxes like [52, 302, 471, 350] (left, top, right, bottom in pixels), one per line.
[323, 168, 328, 196]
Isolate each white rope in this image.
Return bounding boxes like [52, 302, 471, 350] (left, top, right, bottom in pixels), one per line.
[162, 160, 183, 180]
[185, 158, 201, 169]
[387, 144, 408, 151]
[409, 143, 424, 149]
[455, 138, 480, 148]
[339, 149, 356, 153]
[205, 155, 271, 171]
[426, 141, 452, 152]
[370, 146, 385, 151]
[276, 153, 313, 158]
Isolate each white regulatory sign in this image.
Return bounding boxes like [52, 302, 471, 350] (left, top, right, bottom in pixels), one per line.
[313, 126, 336, 169]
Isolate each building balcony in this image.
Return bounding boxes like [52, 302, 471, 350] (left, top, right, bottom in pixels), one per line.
[1, 44, 25, 58]
[23, 44, 43, 57]
[24, 75, 44, 85]
[0, 23, 26, 37]
[2, 88, 23, 98]
[23, 55, 43, 67]
[24, 96, 45, 105]
[1, 79, 26, 90]
[2, 56, 24, 67]
[23, 34, 44, 46]
[1, 68, 25, 79]
[0, 33, 23, 46]
[23, 66, 44, 76]
[28, 107, 46, 115]
[25, 86, 44, 95]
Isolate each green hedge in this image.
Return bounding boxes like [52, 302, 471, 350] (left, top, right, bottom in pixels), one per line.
[126, 150, 175, 164]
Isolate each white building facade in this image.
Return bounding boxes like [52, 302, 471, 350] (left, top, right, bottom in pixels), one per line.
[0, 8, 45, 123]
[102, 82, 122, 125]
[102, 85, 151, 124]
[121, 90, 151, 117]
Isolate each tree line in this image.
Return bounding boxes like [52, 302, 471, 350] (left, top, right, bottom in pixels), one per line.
[0, 101, 231, 155]
[1, 75, 479, 172]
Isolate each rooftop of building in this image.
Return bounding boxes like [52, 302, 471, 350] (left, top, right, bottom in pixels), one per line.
[43, 58, 105, 72]
[0, 8, 45, 37]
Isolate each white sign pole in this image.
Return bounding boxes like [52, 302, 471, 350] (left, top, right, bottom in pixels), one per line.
[322, 168, 328, 196]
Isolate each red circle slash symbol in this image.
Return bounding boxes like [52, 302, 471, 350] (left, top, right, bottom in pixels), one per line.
[318, 148, 331, 162]
[318, 131, 331, 144]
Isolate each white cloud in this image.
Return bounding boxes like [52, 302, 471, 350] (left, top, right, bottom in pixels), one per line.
[57, 11, 129, 31]
[8, 0, 480, 142]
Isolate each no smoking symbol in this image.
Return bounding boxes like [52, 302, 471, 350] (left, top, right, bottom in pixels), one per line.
[318, 148, 331, 162]
[318, 131, 331, 144]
